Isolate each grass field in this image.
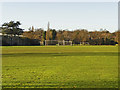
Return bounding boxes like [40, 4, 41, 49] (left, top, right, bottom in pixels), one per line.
[2, 46, 118, 88]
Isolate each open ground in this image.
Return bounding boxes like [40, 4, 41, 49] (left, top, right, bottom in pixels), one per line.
[2, 46, 118, 88]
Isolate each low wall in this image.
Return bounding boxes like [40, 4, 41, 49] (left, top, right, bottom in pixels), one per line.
[1, 35, 40, 46]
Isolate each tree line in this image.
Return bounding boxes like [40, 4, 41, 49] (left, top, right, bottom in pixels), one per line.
[0, 21, 119, 45]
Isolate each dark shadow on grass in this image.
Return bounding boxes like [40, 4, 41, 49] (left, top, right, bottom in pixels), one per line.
[2, 80, 118, 89]
[2, 52, 118, 57]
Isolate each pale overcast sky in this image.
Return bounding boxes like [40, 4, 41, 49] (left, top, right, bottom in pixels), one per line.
[1, 2, 118, 32]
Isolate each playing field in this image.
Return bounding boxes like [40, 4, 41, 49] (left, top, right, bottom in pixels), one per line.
[2, 46, 118, 88]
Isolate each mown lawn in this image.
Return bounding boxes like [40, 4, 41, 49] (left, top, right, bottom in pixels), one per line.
[2, 46, 118, 88]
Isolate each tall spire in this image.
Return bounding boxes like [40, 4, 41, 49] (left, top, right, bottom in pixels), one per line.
[32, 26, 34, 32]
[47, 21, 50, 31]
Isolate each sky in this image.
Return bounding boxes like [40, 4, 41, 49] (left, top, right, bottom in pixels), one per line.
[0, 2, 118, 32]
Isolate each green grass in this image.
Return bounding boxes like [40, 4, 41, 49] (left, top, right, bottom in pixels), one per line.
[2, 46, 118, 88]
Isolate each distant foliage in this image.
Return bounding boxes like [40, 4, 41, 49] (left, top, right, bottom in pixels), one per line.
[0, 21, 119, 45]
[23, 28, 119, 45]
[0, 21, 24, 36]
[23, 29, 119, 45]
